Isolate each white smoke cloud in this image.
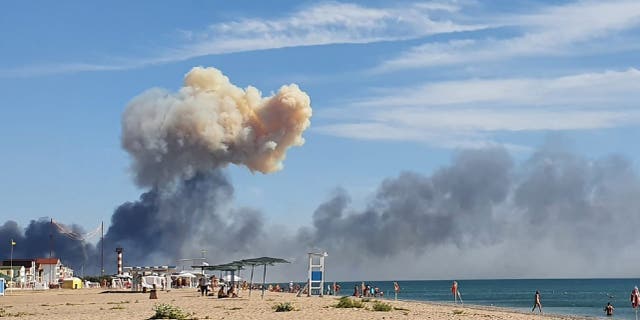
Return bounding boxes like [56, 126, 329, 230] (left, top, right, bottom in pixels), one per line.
[122, 66, 312, 187]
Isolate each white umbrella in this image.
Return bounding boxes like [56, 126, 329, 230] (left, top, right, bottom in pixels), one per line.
[178, 272, 197, 278]
[223, 275, 242, 282]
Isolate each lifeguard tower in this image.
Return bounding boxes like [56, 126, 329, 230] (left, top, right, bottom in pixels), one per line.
[307, 251, 327, 297]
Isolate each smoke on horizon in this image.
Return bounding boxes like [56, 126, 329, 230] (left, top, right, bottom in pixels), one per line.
[2, 67, 640, 280]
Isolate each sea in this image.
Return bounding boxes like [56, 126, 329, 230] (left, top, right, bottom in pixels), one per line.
[326, 279, 640, 319]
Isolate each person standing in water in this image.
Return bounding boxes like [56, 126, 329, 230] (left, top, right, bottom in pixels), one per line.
[452, 281, 463, 304]
[394, 281, 400, 301]
[632, 286, 640, 308]
[532, 290, 543, 314]
[604, 302, 614, 316]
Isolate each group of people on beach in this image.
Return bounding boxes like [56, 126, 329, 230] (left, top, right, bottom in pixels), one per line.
[352, 281, 385, 298]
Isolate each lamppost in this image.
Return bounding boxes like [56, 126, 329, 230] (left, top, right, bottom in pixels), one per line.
[10, 239, 15, 290]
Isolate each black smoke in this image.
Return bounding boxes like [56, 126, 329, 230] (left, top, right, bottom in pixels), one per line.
[0, 219, 96, 272]
[102, 170, 264, 268]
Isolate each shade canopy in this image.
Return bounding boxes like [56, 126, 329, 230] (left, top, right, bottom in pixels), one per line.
[240, 257, 290, 266]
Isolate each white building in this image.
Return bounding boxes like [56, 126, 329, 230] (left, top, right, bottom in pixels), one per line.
[0, 266, 26, 287]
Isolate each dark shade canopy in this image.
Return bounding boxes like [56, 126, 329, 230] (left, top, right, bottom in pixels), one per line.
[190, 257, 289, 299]
[192, 257, 289, 270]
[240, 257, 290, 266]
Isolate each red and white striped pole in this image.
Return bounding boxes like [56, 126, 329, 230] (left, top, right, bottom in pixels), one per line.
[115, 248, 123, 275]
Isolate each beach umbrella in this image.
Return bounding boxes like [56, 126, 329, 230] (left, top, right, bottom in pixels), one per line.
[222, 275, 242, 282]
[239, 257, 290, 299]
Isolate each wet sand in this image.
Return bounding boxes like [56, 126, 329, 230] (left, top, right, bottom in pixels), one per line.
[0, 288, 588, 319]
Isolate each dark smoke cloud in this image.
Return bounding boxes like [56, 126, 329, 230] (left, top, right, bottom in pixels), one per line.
[0, 219, 96, 272]
[301, 148, 513, 257]
[2, 144, 640, 279]
[102, 171, 264, 267]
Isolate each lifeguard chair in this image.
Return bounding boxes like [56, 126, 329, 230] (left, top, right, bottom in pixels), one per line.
[307, 251, 327, 297]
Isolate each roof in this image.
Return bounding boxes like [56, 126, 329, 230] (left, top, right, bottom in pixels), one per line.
[36, 258, 60, 265]
[2, 259, 35, 267]
[0, 266, 25, 271]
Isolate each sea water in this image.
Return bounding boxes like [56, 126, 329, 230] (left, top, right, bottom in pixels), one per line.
[328, 279, 640, 319]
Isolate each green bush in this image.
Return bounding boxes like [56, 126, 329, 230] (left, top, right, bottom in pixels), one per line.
[334, 296, 364, 308]
[150, 304, 192, 319]
[273, 302, 294, 312]
[372, 301, 392, 312]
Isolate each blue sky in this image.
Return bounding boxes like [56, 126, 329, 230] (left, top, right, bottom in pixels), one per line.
[1, 0, 639, 232]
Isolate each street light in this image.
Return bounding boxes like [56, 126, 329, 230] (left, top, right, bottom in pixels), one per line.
[10, 239, 16, 291]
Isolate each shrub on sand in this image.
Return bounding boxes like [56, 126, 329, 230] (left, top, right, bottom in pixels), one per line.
[372, 301, 392, 312]
[150, 303, 192, 320]
[273, 302, 294, 312]
[335, 296, 364, 308]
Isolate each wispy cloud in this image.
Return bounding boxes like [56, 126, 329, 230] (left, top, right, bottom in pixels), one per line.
[315, 68, 640, 147]
[0, 1, 485, 77]
[376, 0, 640, 72]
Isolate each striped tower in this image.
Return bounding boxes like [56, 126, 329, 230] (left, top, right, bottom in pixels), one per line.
[115, 248, 123, 275]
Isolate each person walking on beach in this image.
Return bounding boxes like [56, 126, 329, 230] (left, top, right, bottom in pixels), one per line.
[604, 302, 614, 316]
[452, 281, 463, 304]
[532, 290, 543, 314]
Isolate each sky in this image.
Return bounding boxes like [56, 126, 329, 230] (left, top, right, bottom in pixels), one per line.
[1, 0, 639, 280]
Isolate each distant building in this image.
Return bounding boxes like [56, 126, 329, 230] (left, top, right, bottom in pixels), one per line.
[36, 258, 62, 285]
[60, 265, 74, 279]
[0, 265, 27, 287]
[2, 259, 36, 284]
[2, 258, 73, 286]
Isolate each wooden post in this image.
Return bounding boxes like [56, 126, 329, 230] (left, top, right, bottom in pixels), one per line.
[261, 264, 267, 299]
[248, 265, 255, 297]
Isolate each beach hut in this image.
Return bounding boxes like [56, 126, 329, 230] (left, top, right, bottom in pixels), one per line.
[61, 277, 83, 289]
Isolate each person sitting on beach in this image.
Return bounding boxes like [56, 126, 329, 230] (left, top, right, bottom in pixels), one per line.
[353, 285, 359, 297]
[532, 290, 543, 314]
[217, 286, 228, 298]
[604, 302, 614, 316]
[227, 285, 238, 298]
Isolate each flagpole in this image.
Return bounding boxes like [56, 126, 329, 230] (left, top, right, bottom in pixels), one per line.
[10, 239, 14, 293]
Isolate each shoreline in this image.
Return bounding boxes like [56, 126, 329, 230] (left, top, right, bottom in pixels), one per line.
[0, 288, 594, 319]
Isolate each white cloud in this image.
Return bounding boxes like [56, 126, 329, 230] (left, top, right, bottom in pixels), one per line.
[316, 69, 640, 147]
[376, 0, 640, 71]
[178, 2, 485, 57]
[0, 1, 486, 77]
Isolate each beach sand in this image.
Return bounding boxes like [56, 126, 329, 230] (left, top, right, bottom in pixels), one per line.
[0, 288, 588, 319]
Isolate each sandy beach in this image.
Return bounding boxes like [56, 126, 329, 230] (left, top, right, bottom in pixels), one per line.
[0, 288, 589, 320]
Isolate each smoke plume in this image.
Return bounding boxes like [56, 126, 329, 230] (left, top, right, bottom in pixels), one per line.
[1, 66, 312, 275]
[3, 66, 640, 280]
[122, 66, 312, 187]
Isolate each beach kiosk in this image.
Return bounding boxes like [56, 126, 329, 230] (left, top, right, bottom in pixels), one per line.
[307, 251, 327, 296]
